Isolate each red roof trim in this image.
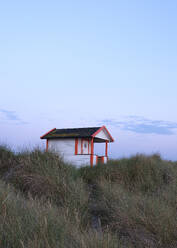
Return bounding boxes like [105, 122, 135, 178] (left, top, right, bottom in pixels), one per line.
[103, 125, 114, 142]
[92, 126, 104, 138]
[40, 128, 56, 139]
[92, 126, 114, 142]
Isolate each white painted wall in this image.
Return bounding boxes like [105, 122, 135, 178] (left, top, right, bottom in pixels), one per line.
[89, 139, 92, 154]
[63, 155, 91, 168]
[48, 138, 75, 156]
[104, 156, 108, 163]
[48, 139, 93, 167]
[93, 155, 97, 165]
[48, 138, 107, 167]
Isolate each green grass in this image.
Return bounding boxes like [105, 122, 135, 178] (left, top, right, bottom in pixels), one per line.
[0, 145, 177, 247]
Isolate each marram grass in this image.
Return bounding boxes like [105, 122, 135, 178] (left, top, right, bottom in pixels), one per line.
[0, 145, 177, 247]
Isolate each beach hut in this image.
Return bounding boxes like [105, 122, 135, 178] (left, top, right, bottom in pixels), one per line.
[40, 126, 114, 167]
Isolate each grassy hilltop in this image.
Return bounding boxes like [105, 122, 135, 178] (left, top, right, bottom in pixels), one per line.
[0, 145, 177, 248]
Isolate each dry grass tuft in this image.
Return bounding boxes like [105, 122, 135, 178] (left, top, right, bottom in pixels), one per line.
[0, 146, 177, 247]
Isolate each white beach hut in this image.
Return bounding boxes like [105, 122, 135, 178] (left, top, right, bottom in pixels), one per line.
[40, 126, 114, 168]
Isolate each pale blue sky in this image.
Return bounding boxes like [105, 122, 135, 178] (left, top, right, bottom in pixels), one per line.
[0, 0, 177, 159]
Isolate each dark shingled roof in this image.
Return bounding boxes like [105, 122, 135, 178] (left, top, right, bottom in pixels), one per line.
[41, 127, 101, 139]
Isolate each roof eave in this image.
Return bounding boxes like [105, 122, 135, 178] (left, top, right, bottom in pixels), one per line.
[40, 128, 56, 139]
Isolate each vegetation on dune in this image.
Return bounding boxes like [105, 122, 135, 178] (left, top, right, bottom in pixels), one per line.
[80, 154, 177, 247]
[0, 180, 119, 248]
[0, 145, 177, 247]
[8, 150, 87, 210]
[80, 154, 173, 193]
[0, 145, 17, 174]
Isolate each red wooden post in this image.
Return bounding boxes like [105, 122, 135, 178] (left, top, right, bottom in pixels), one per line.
[75, 138, 78, 155]
[81, 138, 83, 154]
[105, 141, 108, 157]
[90, 138, 94, 167]
[46, 139, 48, 152]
